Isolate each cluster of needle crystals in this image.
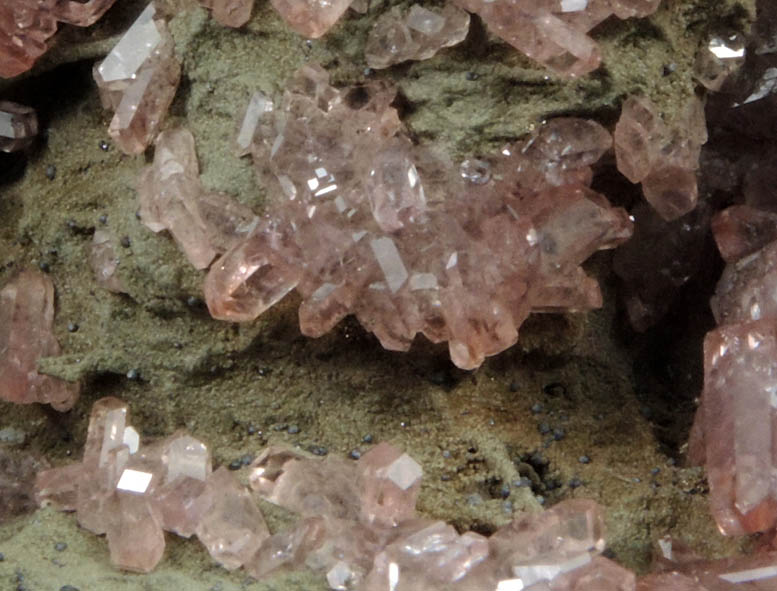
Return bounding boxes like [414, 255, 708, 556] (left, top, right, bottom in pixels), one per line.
[0, 271, 79, 411]
[205, 65, 632, 370]
[92, 4, 181, 155]
[0, 0, 118, 78]
[31, 398, 777, 590]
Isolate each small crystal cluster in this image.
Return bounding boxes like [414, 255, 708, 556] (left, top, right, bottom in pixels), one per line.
[0, 270, 80, 411]
[450, 0, 661, 77]
[32, 398, 777, 589]
[93, 4, 181, 155]
[0, 0, 118, 78]
[203, 65, 632, 370]
[365, 4, 470, 69]
[613, 95, 708, 221]
[138, 127, 259, 270]
[0, 101, 38, 153]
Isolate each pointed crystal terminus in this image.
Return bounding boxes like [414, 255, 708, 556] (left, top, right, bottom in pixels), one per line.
[205, 65, 631, 370]
[0, 101, 38, 152]
[0, 270, 80, 410]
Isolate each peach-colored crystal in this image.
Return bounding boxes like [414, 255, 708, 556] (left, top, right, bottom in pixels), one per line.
[0, 0, 117, 78]
[365, 4, 470, 69]
[199, 0, 255, 27]
[711, 205, 777, 264]
[205, 65, 631, 369]
[358, 441, 422, 527]
[93, 5, 181, 155]
[138, 127, 258, 269]
[614, 95, 707, 220]
[194, 466, 270, 569]
[0, 270, 79, 411]
[270, 0, 353, 38]
[0, 102, 38, 152]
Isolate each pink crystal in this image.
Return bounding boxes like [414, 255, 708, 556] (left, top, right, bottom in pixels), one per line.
[358, 441, 422, 527]
[248, 447, 361, 521]
[614, 95, 707, 220]
[0, 0, 117, 78]
[195, 466, 270, 569]
[138, 127, 258, 269]
[697, 320, 777, 535]
[199, 0, 255, 27]
[0, 102, 38, 152]
[205, 65, 631, 369]
[695, 33, 747, 92]
[0, 270, 79, 411]
[364, 520, 489, 590]
[89, 230, 125, 293]
[270, 0, 353, 38]
[245, 517, 327, 579]
[365, 4, 470, 69]
[711, 206, 777, 263]
[710, 241, 777, 326]
[93, 5, 181, 154]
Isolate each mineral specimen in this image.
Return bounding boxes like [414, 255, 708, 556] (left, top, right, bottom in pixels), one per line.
[138, 127, 259, 269]
[93, 4, 181, 155]
[450, 0, 661, 78]
[0, 102, 38, 153]
[204, 65, 632, 369]
[365, 4, 470, 69]
[89, 230, 126, 292]
[614, 95, 707, 221]
[271, 0, 353, 38]
[199, 0, 255, 28]
[0, 270, 79, 411]
[695, 33, 747, 92]
[0, 0, 118, 78]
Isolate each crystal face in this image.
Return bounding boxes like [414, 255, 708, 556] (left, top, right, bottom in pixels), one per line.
[0, 270, 80, 411]
[203, 65, 632, 369]
[0, 101, 38, 152]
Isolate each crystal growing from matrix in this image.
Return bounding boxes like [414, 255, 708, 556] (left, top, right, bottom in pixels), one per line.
[0, 102, 38, 153]
[614, 95, 707, 221]
[93, 4, 181, 155]
[0, 271, 80, 411]
[0, 0, 118, 78]
[205, 64, 632, 369]
[365, 4, 470, 69]
[450, 0, 661, 77]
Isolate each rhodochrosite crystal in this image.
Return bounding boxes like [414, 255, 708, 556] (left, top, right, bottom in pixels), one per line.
[271, 0, 353, 38]
[365, 4, 470, 69]
[0, 270, 79, 411]
[614, 95, 707, 221]
[205, 65, 632, 369]
[0, 102, 38, 153]
[93, 4, 181, 155]
[199, 0, 255, 27]
[0, 0, 118, 78]
[137, 127, 258, 269]
[450, 0, 661, 77]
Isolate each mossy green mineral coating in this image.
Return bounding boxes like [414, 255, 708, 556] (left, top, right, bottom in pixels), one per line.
[0, 0, 757, 588]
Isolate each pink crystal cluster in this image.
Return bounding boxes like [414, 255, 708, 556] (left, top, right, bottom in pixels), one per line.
[199, 65, 632, 369]
[0, 0, 118, 78]
[137, 127, 259, 270]
[198, 0, 255, 28]
[451, 0, 661, 77]
[33, 398, 777, 590]
[614, 95, 708, 221]
[93, 4, 181, 155]
[0, 101, 38, 153]
[0, 270, 79, 411]
[365, 4, 470, 69]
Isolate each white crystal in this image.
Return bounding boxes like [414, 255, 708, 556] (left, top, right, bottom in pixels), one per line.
[718, 565, 777, 583]
[385, 453, 422, 490]
[407, 5, 445, 34]
[370, 237, 408, 293]
[116, 468, 153, 494]
[0, 112, 16, 139]
[561, 0, 588, 12]
[97, 5, 161, 83]
[237, 91, 273, 152]
[123, 426, 140, 454]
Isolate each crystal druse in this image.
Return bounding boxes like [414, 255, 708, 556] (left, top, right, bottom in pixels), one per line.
[32, 397, 777, 590]
[200, 64, 632, 370]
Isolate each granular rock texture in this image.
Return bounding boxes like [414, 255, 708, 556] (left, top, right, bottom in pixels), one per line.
[204, 64, 632, 369]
